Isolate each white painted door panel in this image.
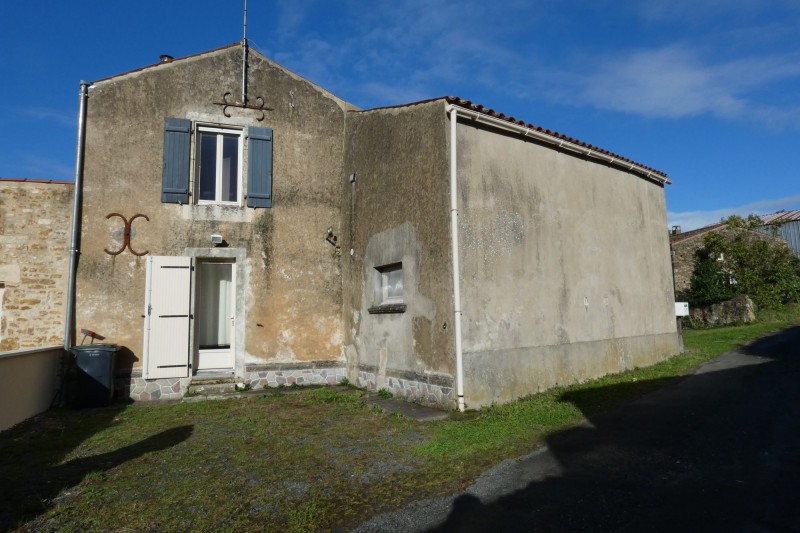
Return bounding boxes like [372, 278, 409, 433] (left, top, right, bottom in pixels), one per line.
[143, 256, 192, 379]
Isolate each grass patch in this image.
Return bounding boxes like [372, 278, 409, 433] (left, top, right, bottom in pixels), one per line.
[2, 306, 798, 531]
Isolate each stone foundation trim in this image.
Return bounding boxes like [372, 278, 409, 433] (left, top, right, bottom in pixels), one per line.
[116, 376, 191, 402]
[245, 364, 347, 389]
[356, 366, 455, 409]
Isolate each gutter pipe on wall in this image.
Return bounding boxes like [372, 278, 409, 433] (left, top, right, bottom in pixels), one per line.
[59, 81, 89, 405]
[447, 104, 670, 185]
[448, 106, 466, 412]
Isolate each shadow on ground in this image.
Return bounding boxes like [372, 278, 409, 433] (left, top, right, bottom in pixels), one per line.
[0, 403, 192, 529]
[429, 326, 800, 532]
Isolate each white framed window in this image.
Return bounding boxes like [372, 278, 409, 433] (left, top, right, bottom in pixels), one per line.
[377, 263, 403, 304]
[195, 125, 243, 204]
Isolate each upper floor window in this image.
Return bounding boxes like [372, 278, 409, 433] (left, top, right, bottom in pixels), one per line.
[161, 118, 272, 208]
[196, 126, 242, 204]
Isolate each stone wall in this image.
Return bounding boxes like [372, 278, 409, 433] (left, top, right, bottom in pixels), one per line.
[0, 179, 72, 350]
[689, 295, 756, 326]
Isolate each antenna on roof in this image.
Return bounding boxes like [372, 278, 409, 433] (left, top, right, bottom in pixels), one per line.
[241, 0, 248, 105]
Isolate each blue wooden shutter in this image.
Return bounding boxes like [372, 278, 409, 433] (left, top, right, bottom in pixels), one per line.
[162, 118, 191, 204]
[247, 126, 273, 208]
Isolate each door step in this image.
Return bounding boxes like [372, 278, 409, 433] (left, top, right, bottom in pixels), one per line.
[186, 377, 238, 397]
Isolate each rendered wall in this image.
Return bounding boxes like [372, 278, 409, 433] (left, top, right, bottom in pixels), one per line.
[0, 346, 61, 431]
[342, 101, 456, 406]
[0, 181, 71, 350]
[76, 46, 350, 377]
[455, 119, 679, 407]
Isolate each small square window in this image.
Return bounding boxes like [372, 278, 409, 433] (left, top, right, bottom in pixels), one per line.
[378, 263, 403, 304]
[196, 126, 243, 204]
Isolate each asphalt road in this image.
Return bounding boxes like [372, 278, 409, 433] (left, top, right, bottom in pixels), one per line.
[355, 326, 800, 532]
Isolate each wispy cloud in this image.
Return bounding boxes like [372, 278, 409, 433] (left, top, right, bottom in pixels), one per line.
[638, 0, 799, 21]
[268, 0, 539, 107]
[21, 154, 74, 181]
[567, 45, 800, 128]
[20, 107, 76, 127]
[668, 194, 800, 230]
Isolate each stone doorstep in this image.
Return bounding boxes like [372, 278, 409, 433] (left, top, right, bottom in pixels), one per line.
[186, 379, 238, 396]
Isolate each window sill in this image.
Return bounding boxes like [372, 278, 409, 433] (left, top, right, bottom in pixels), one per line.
[367, 303, 407, 315]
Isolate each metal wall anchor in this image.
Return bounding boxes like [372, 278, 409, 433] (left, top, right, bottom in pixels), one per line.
[213, 91, 273, 121]
[104, 213, 150, 256]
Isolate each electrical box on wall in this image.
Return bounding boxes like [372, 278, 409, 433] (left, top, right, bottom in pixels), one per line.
[675, 302, 690, 317]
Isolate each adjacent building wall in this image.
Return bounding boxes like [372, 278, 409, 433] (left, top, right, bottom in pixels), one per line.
[342, 101, 456, 406]
[76, 46, 350, 384]
[454, 119, 680, 407]
[0, 346, 62, 431]
[0, 180, 72, 350]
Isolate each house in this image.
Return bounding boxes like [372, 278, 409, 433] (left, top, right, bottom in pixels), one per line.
[73, 42, 679, 409]
[670, 221, 789, 297]
[0, 179, 72, 351]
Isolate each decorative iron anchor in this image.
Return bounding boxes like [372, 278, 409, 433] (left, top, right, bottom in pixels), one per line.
[104, 213, 150, 256]
[213, 91, 273, 121]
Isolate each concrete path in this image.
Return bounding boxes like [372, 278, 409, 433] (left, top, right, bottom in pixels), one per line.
[355, 326, 800, 532]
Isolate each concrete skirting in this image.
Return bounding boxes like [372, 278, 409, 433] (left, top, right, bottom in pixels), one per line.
[463, 332, 680, 408]
[0, 346, 62, 431]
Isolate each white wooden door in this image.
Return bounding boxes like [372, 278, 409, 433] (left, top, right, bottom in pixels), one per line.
[143, 256, 192, 379]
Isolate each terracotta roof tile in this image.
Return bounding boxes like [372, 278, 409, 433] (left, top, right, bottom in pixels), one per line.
[669, 223, 725, 244]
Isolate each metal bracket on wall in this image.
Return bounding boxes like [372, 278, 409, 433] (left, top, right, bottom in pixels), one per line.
[213, 91, 273, 121]
[104, 213, 150, 256]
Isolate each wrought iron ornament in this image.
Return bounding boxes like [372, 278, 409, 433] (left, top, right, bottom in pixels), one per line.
[214, 91, 273, 121]
[105, 213, 150, 256]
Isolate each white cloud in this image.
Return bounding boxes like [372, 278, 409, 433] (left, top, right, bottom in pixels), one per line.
[638, 0, 800, 21]
[21, 154, 74, 181]
[668, 194, 800, 230]
[21, 107, 75, 127]
[572, 45, 800, 126]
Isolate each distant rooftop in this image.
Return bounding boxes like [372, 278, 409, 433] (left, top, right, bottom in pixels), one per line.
[760, 209, 800, 225]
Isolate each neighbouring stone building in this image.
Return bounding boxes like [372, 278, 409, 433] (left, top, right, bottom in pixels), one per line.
[670, 223, 788, 296]
[0, 179, 72, 350]
[71, 42, 680, 408]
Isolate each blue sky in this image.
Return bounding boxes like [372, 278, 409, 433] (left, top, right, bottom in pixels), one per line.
[2, 0, 798, 230]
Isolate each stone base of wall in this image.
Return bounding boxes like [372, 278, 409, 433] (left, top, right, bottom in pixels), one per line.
[245, 362, 347, 389]
[116, 362, 453, 405]
[115, 372, 191, 402]
[356, 366, 454, 409]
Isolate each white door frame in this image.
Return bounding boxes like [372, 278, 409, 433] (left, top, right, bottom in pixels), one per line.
[185, 247, 247, 378]
[195, 259, 236, 371]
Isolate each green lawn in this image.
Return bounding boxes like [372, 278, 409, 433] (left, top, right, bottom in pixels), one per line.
[2, 306, 798, 531]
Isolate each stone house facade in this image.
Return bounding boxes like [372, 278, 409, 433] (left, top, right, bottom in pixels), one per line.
[0, 179, 72, 350]
[73, 42, 679, 408]
[670, 223, 788, 296]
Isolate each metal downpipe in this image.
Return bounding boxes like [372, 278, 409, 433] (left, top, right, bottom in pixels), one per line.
[449, 106, 466, 412]
[59, 81, 89, 405]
